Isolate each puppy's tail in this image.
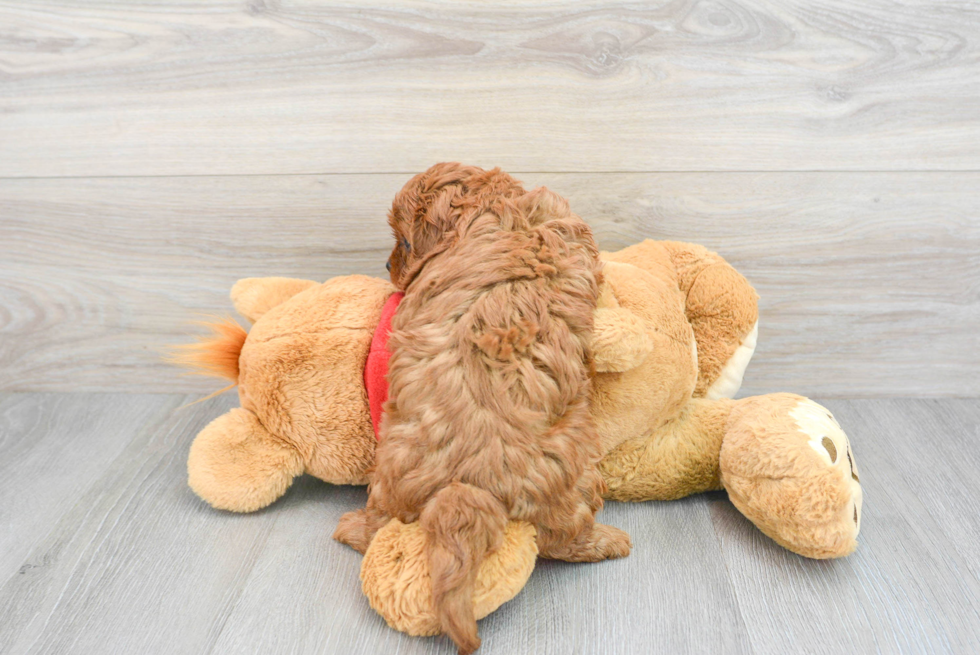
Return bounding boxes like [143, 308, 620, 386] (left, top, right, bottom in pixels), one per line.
[421, 482, 507, 655]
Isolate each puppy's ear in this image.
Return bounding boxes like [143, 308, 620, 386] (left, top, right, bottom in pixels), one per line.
[519, 187, 572, 226]
[388, 162, 490, 288]
[412, 184, 463, 254]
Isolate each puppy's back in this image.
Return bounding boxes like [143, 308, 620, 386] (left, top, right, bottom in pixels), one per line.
[378, 187, 603, 515]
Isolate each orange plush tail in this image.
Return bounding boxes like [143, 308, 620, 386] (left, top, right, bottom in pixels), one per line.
[420, 482, 507, 655]
[169, 316, 247, 384]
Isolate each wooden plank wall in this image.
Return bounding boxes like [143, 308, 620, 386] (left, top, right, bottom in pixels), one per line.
[1, 1, 978, 396]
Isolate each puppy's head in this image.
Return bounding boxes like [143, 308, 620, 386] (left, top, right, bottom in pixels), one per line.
[386, 162, 524, 289]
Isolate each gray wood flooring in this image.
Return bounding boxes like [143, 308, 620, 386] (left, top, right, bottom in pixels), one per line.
[1, 393, 978, 654]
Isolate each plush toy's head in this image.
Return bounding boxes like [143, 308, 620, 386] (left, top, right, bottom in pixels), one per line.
[386, 162, 526, 290]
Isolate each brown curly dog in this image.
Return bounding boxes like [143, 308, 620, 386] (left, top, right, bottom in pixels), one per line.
[334, 163, 631, 654]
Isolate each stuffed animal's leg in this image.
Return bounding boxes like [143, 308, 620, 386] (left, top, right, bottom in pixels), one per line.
[360, 520, 538, 637]
[720, 393, 863, 559]
[187, 407, 304, 512]
[599, 398, 733, 502]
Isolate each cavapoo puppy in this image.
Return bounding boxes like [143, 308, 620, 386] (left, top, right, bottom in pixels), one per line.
[335, 163, 631, 654]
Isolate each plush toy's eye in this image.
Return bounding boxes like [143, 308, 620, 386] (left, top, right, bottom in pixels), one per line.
[820, 436, 838, 463]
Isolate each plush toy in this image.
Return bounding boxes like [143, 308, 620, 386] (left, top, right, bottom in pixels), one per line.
[177, 239, 862, 637]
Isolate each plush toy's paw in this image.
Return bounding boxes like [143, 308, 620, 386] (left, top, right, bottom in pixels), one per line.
[592, 307, 653, 373]
[360, 519, 538, 637]
[720, 394, 862, 559]
[188, 408, 304, 512]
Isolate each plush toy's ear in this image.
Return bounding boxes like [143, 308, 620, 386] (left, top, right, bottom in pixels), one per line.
[593, 307, 653, 373]
[230, 277, 318, 323]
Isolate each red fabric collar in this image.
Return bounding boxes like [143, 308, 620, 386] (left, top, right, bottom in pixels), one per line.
[365, 292, 403, 440]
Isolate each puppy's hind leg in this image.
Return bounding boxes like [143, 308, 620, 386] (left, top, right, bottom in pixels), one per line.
[334, 504, 390, 554]
[536, 470, 632, 562]
[538, 516, 632, 563]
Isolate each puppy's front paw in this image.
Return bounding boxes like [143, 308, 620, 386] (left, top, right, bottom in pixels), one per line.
[333, 509, 374, 554]
[592, 523, 633, 560]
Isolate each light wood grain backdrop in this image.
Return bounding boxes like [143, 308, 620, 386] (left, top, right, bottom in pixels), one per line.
[1, 1, 978, 396]
[2, 0, 980, 175]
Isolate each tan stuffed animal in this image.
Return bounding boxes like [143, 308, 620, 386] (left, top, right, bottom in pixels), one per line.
[178, 239, 863, 637]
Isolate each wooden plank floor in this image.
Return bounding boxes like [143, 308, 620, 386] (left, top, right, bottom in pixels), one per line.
[1, 393, 978, 654]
